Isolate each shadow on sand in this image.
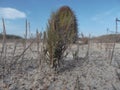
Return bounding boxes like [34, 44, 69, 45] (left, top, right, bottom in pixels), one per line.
[58, 56, 89, 73]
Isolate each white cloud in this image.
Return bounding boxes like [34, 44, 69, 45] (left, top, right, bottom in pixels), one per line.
[0, 7, 26, 19]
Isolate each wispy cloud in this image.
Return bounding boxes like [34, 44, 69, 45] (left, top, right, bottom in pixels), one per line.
[90, 8, 120, 24]
[91, 9, 114, 22]
[0, 7, 26, 19]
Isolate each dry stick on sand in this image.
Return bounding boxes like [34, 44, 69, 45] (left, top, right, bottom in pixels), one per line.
[15, 39, 34, 62]
[12, 41, 17, 58]
[112, 83, 117, 90]
[10, 38, 35, 71]
[9, 41, 18, 74]
[74, 76, 80, 90]
[1, 18, 6, 59]
[28, 22, 31, 38]
[86, 34, 91, 59]
[110, 34, 117, 65]
[25, 19, 28, 47]
[36, 29, 41, 68]
[28, 22, 35, 57]
[21, 20, 28, 60]
[63, 79, 67, 90]
[1, 18, 7, 88]
[9, 39, 35, 75]
[115, 69, 120, 81]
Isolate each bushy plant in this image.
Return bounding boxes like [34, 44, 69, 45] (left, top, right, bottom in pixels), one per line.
[56, 6, 78, 42]
[46, 6, 78, 70]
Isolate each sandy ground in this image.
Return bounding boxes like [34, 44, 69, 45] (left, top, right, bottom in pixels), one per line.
[0, 41, 120, 90]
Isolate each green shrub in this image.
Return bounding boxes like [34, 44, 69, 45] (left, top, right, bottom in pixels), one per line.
[46, 6, 78, 70]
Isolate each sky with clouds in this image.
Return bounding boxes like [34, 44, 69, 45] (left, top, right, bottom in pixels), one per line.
[0, 0, 120, 37]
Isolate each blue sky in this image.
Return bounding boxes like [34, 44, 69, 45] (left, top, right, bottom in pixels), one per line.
[0, 0, 120, 37]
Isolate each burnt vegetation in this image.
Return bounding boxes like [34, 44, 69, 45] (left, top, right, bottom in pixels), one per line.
[0, 5, 120, 90]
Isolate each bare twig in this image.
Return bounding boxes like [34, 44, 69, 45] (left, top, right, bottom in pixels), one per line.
[11, 39, 35, 68]
[110, 36, 116, 65]
[86, 34, 91, 59]
[1, 18, 7, 86]
[74, 76, 80, 90]
[1, 18, 6, 59]
[36, 29, 41, 66]
[12, 41, 18, 58]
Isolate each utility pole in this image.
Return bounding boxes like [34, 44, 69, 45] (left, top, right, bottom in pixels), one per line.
[116, 18, 120, 33]
[107, 28, 109, 34]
